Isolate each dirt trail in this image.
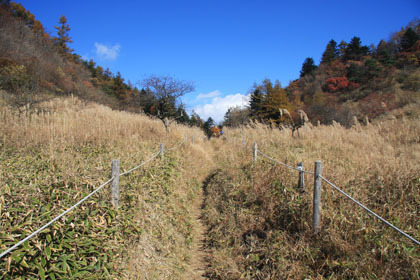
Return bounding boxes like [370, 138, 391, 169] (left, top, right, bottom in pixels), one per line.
[183, 143, 216, 279]
[187, 190, 210, 279]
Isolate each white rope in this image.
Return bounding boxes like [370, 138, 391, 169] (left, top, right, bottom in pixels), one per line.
[257, 150, 314, 175]
[320, 175, 420, 246]
[166, 139, 185, 151]
[0, 146, 164, 259]
[241, 140, 418, 246]
[0, 177, 115, 259]
[119, 150, 161, 176]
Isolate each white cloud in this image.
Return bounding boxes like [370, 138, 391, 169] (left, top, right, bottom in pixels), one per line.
[196, 90, 221, 100]
[94, 42, 121, 61]
[193, 92, 250, 123]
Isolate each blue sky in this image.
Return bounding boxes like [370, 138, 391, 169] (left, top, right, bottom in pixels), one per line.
[18, 0, 420, 122]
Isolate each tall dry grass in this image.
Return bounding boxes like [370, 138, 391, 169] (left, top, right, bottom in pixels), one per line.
[203, 108, 420, 279]
[0, 94, 204, 149]
[0, 96, 211, 279]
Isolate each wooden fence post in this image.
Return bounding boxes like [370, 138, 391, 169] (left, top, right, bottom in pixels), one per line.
[297, 162, 305, 192]
[185, 135, 188, 144]
[253, 142, 257, 162]
[111, 159, 120, 208]
[313, 161, 322, 234]
[233, 137, 236, 145]
[160, 143, 164, 160]
[191, 136, 194, 144]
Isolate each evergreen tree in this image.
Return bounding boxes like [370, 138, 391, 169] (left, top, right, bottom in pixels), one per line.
[376, 40, 395, 66]
[343, 37, 370, 61]
[364, 58, 383, 79]
[337, 40, 348, 57]
[300, 57, 318, 77]
[401, 27, 419, 51]
[346, 63, 364, 83]
[54, 15, 73, 55]
[321, 39, 339, 64]
[249, 88, 264, 120]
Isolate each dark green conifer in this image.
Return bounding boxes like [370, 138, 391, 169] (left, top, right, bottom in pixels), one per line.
[321, 39, 339, 64]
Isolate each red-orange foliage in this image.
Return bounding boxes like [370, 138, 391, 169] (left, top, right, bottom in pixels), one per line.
[324, 77, 359, 93]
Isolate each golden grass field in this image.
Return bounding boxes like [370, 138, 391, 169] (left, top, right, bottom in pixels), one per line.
[203, 104, 420, 279]
[0, 95, 419, 279]
[0, 96, 212, 279]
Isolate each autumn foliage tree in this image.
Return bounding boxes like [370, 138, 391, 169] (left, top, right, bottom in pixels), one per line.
[9, 2, 44, 35]
[54, 15, 73, 56]
[248, 79, 297, 126]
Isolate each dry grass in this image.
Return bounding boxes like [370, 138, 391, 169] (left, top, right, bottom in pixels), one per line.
[202, 106, 420, 279]
[2, 94, 419, 278]
[0, 96, 211, 279]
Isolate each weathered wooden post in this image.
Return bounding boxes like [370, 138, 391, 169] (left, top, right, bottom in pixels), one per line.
[111, 159, 120, 208]
[160, 143, 164, 160]
[184, 135, 188, 144]
[242, 138, 245, 145]
[297, 162, 305, 192]
[253, 142, 257, 162]
[191, 136, 194, 144]
[233, 137, 236, 145]
[313, 161, 322, 234]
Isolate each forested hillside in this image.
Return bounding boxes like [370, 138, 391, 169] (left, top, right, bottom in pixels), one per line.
[224, 20, 420, 127]
[0, 1, 200, 128]
[2, 1, 419, 130]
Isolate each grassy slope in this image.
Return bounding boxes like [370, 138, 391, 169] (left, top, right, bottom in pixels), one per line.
[1, 95, 419, 279]
[202, 105, 420, 279]
[0, 96, 211, 279]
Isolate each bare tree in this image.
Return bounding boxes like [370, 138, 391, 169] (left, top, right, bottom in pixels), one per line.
[141, 75, 194, 132]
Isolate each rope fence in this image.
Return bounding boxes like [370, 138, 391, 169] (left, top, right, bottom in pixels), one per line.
[0, 136, 189, 259]
[2, 133, 417, 263]
[0, 177, 115, 259]
[320, 175, 420, 246]
[246, 140, 419, 246]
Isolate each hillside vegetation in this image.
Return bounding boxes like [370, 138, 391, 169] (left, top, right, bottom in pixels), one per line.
[201, 105, 420, 279]
[224, 20, 420, 128]
[1, 1, 419, 279]
[1, 95, 419, 279]
[0, 2, 202, 128]
[0, 96, 212, 279]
